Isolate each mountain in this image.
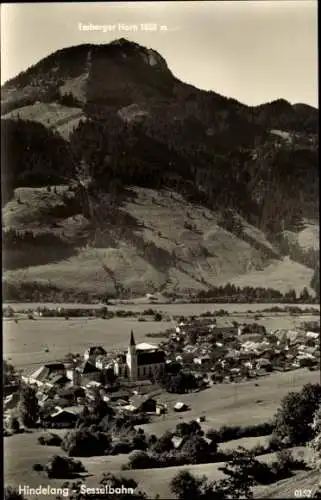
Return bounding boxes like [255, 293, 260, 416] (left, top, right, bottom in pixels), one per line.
[1, 39, 319, 300]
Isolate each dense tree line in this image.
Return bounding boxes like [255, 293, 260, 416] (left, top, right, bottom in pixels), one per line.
[3, 228, 71, 249]
[311, 266, 320, 299]
[196, 283, 315, 303]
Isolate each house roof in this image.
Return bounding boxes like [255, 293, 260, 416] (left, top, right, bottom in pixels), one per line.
[136, 342, 158, 351]
[130, 395, 156, 409]
[47, 374, 70, 386]
[137, 350, 165, 366]
[108, 389, 131, 400]
[171, 436, 186, 449]
[76, 361, 101, 374]
[30, 363, 65, 383]
[174, 401, 187, 410]
[50, 405, 84, 418]
[85, 346, 107, 356]
[44, 362, 65, 370]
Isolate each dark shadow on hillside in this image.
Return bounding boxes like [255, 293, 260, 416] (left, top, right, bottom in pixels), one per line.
[238, 231, 280, 260]
[2, 231, 79, 270]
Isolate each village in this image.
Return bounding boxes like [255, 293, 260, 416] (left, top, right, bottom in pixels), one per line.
[4, 313, 320, 430]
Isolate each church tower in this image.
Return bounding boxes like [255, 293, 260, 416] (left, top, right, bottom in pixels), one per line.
[126, 330, 138, 381]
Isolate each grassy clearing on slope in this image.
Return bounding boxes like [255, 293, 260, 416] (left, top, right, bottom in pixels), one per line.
[217, 257, 315, 295]
[1, 102, 85, 140]
[3, 186, 316, 295]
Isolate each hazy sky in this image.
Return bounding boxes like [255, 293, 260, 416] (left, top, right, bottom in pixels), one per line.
[1, 1, 318, 107]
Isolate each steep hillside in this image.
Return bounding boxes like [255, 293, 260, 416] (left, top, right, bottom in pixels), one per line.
[1, 39, 318, 299]
[3, 186, 316, 300]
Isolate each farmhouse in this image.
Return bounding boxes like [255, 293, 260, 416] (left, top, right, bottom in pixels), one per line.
[84, 346, 107, 364]
[24, 363, 66, 387]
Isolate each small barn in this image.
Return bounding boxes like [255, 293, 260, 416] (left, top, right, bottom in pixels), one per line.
[174, 401, 189, 412]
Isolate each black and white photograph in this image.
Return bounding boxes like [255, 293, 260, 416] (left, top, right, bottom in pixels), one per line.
[2, 1, 320, 499]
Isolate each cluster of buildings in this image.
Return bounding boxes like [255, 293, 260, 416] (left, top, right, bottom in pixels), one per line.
[164, 319, 320, 381]
[23, 331, 166, 388]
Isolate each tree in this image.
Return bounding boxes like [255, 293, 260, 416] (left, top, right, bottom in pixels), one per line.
[17, 385, 39, 427]
[61, 429, 112, 457]
[311, 267, 320, 299]
[310, 405, 321, 471]
[153, 431, 174, 454]
[45, 455, 86, 479]
[4, 487, 27, 500]
[181, 435, 210, 464]
[273, 383, 321, 445]
[3, 360, 17, 385]
[170, 470, 205, 500]
[218, 448, 261, 499]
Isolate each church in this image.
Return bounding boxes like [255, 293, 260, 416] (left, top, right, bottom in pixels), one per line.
[113, 331, 166, 381]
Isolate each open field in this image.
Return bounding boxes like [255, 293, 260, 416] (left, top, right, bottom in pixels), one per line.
[4, 429, 315, 499]
[3, 317, 170, 373]
[139, 369, 320, 436]
[4, 303, 319, 374]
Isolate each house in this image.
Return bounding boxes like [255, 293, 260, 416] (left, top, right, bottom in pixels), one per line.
[84, 346, 107, 364]
[106, 389, 131, 403]
[193, 356, 211, 365]
[127, 395, 157, 413]
[171, 435, 187, 449]
[76, 361, 102, 386]
[113, 331, 166, 381]
[26, 363, 66, 387]
[47, 405, 84, 428]
[95, 355, 111, 370]
[306, 331, 319, 340]
[256, 358, 272, 371]
[174, 401, 189, 412]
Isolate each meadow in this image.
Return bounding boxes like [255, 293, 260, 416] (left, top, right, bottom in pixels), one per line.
[4, 427, 315, 499]
[3, 317, 170, 373]
[3, 302, 319, 374]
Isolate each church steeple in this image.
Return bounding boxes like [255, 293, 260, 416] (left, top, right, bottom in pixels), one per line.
[127, 330, 137, 381]
[130, 330, 136, 346]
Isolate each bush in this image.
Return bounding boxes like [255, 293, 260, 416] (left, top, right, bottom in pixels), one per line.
[127, 450, 157, 469]
[110, 440, 132, 455]
[38, 433, 62, 446]
[33, 463, 44, 472]
[4, 487, 27, 500]
[206, 422, 274, 443]
[45, 455, 86, 479]
[61, 429, 111, 457]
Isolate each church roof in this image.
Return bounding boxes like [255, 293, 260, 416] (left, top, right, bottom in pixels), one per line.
[137, 350, 165, 366]
[130, 330, 136, 346]
[136, 342, 158, 351]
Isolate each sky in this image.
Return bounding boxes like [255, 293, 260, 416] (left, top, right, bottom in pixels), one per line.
[1, 1, 318, 107]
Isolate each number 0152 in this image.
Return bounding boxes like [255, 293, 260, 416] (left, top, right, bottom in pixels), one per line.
[294, 490, 312, 498]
